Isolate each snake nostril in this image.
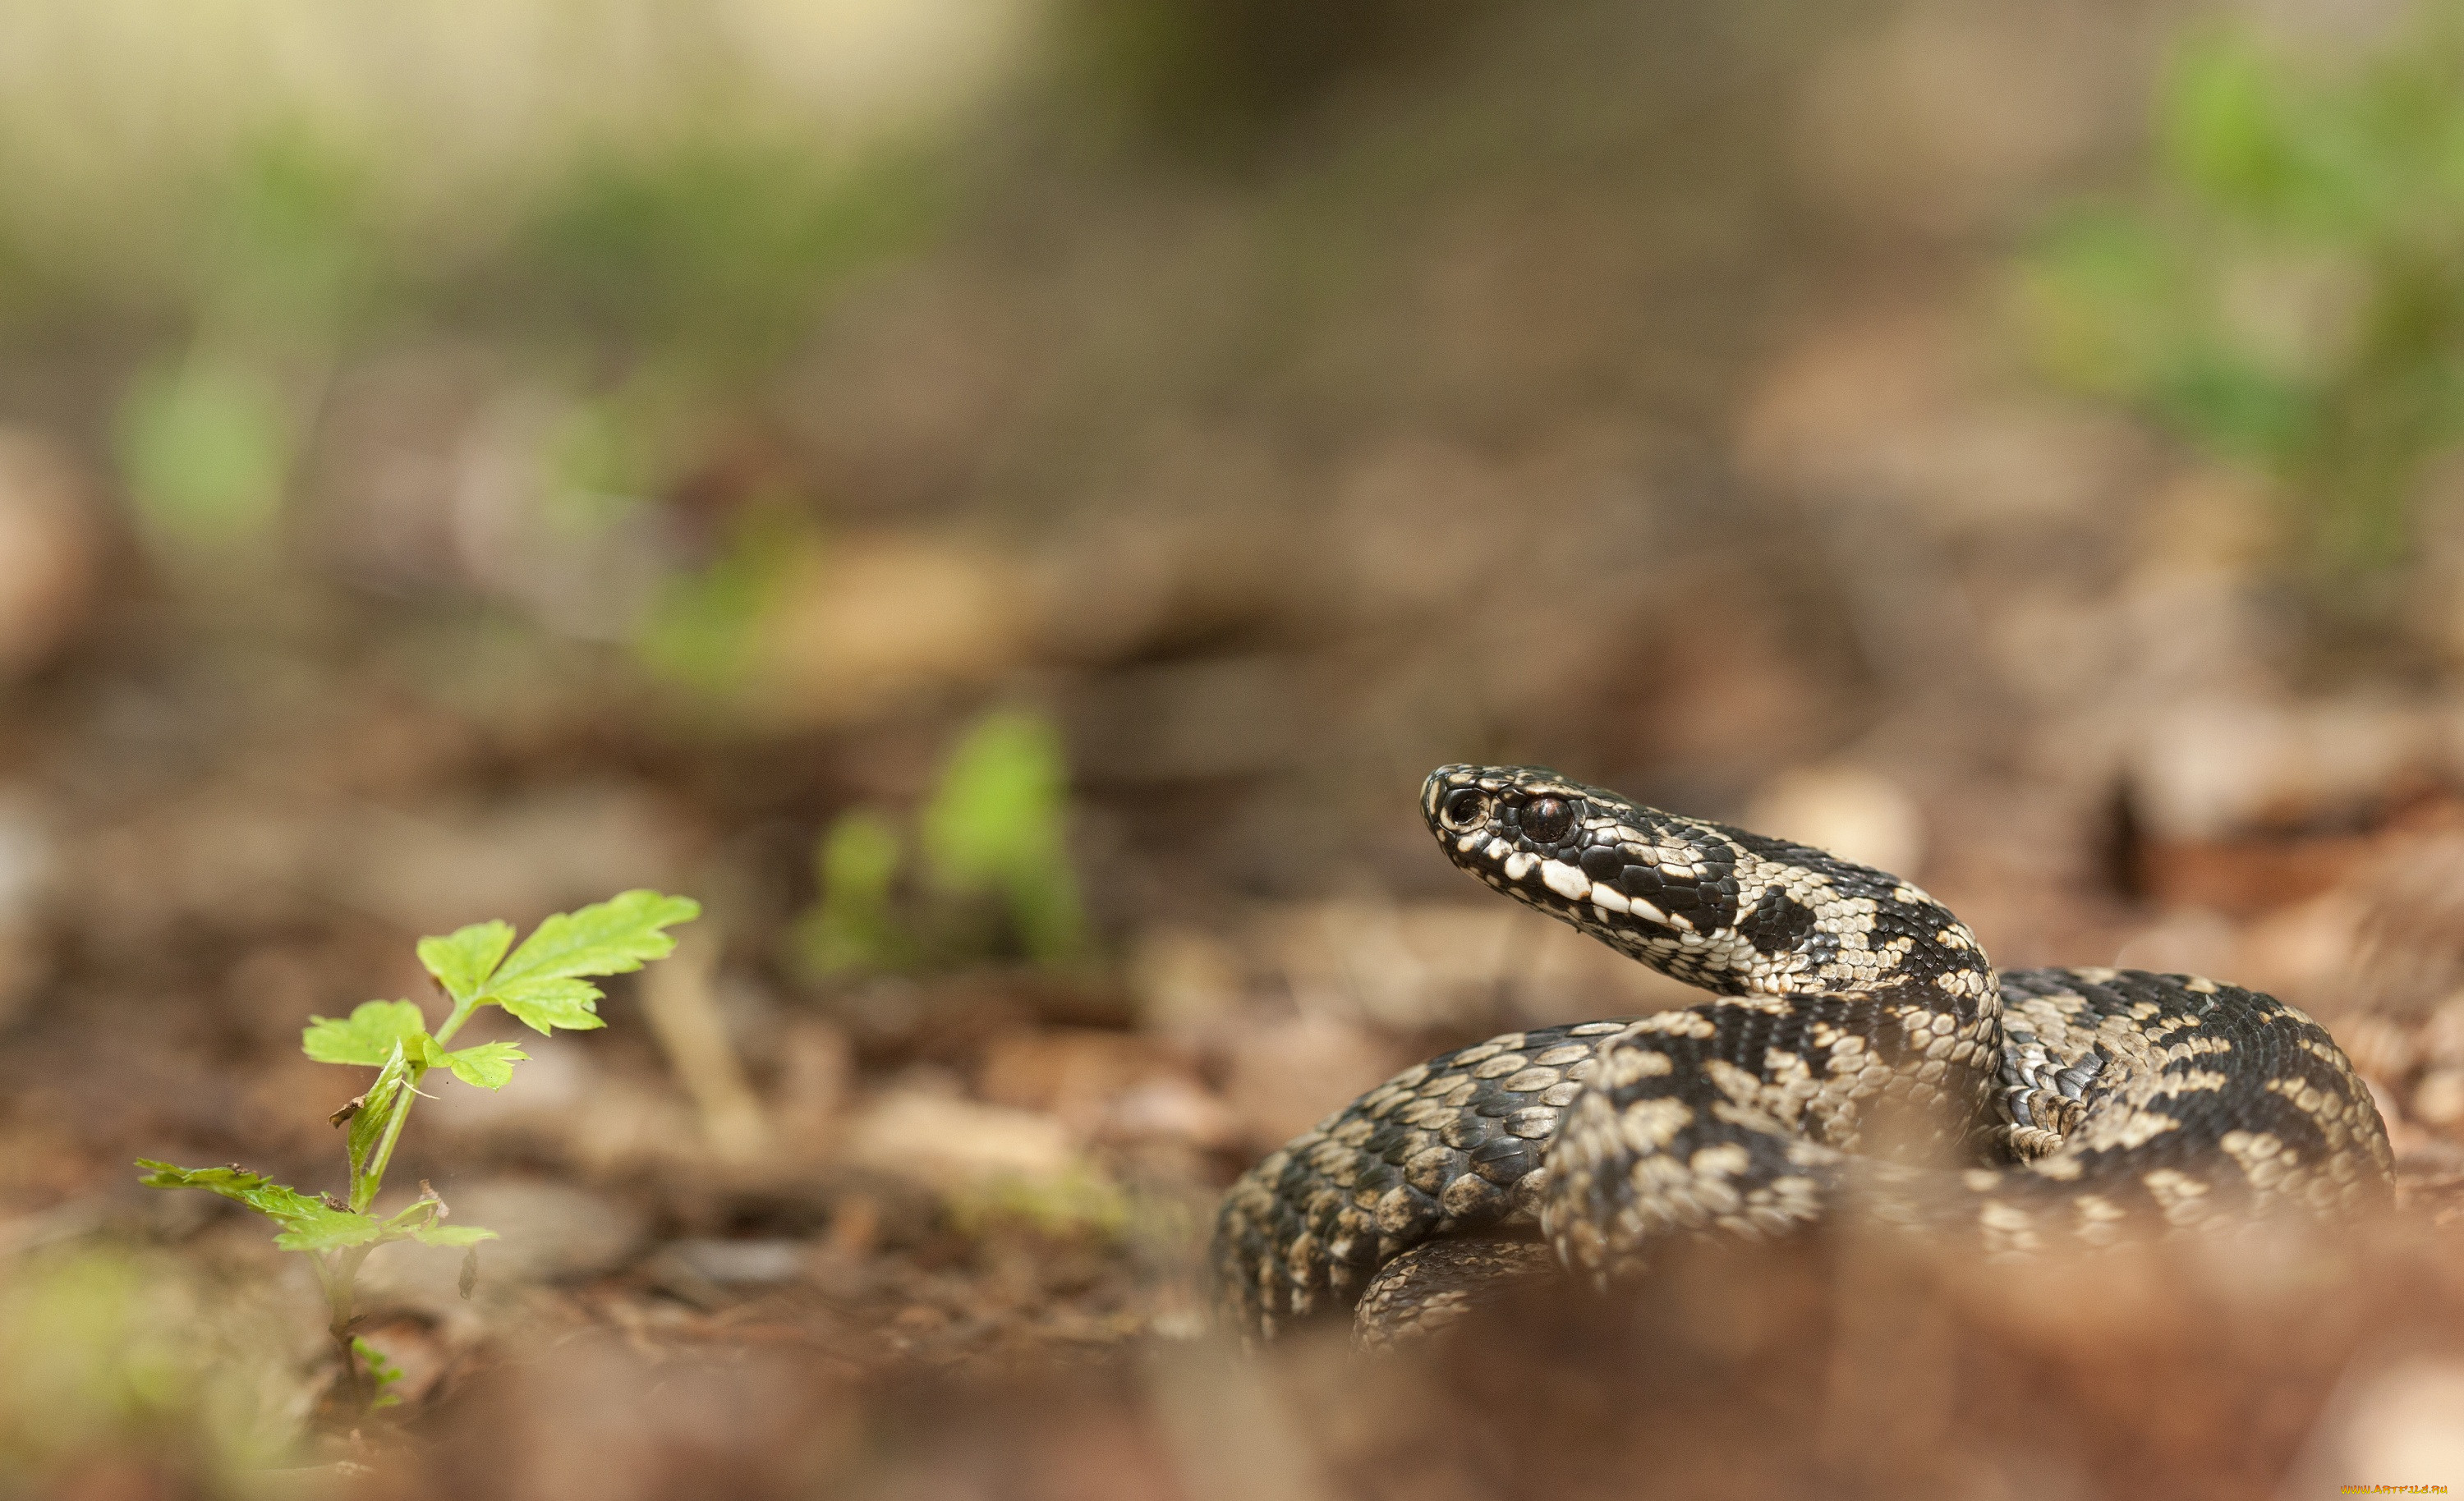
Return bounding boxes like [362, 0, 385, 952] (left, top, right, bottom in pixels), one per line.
[1523, 796, 1574, 844]
[1440, 787, 1491, 831]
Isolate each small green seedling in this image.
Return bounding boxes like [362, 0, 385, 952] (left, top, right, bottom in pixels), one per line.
[795, 709, 1087, 976]
[350, 1338, 406, 1410]
[138, 889, 700, 1414]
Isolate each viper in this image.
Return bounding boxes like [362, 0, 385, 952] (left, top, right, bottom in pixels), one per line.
[1212, 764, 2395, 1346]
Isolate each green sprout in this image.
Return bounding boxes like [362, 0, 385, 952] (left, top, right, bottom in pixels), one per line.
[138, 889, 700, 1416]
[794, 709, 1087, 977]
[920, 710, 1087, 967]
[348, 1338, 405, 1411]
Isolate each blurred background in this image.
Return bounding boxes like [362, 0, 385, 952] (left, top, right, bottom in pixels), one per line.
[4, 0, 2464, 1494]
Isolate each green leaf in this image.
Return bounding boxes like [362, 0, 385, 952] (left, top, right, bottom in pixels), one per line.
[135, 1161, 384, 1250]
[441, 1040, 528, 1090]
[136, 1161, 322, 1219]
[409, 1223, 497, 1248]
[470, 891, 698, 1034]
[490, 890, 701, 990]
[302, 1000, 432, 1067]
[494, 976, 609, 1036]
[417, 920, 514, 1007]
[274, 1214, 388, 1251]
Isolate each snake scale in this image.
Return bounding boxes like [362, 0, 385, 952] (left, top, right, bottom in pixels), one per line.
[1213, 764, 2396, 1346]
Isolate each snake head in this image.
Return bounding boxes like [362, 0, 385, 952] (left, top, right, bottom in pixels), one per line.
[1421, 763, 1721, 942]
[1421, 764, 1991, 1003]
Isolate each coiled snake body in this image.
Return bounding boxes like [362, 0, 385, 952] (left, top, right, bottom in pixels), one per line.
[1213, 765, 2396, 1345]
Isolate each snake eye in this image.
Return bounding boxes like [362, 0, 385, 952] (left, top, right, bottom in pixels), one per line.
[1440, 787, 1491, 831]
[1523, 797, 1574, 844]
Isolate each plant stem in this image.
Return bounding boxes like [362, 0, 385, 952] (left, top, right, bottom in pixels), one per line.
[352, 999, 474, 1212]
[330, 997, 480, 1405]
[433, 998, 478, 1045]
[318, 1244, 376, 1411]
[356, 1081, 414, 1211]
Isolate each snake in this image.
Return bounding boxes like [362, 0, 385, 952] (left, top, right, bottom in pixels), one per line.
[1211, 764, 2397, 1347]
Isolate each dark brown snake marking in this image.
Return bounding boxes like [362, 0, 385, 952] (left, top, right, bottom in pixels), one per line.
[1212, 765, 2397, 1345]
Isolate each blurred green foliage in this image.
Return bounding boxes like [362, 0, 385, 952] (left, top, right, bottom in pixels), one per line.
[350, 1337, 406, 1410]
[946, 1164, 1131, 1242]
[921, 711, 1087, 965]
[2018, 0, 2464, 579]
[113, 126, 935, 564]
[515, 138, 943, 372]
[546, 389, 667, 512]
[635, 509, 810, 691]
[799, 808, 919, 976]
[132, 130, 924, 570]
[202, 125, 386, 342]
[797, 709, 1088, 977]
[0, 1256, 190, 1465]
[113, 351, 298, 552]
[0, 1251, 292, 1489]
[0, 5, 973, 571]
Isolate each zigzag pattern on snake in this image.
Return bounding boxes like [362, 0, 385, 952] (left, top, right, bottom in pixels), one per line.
[1212, 764, 2395, 1345]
